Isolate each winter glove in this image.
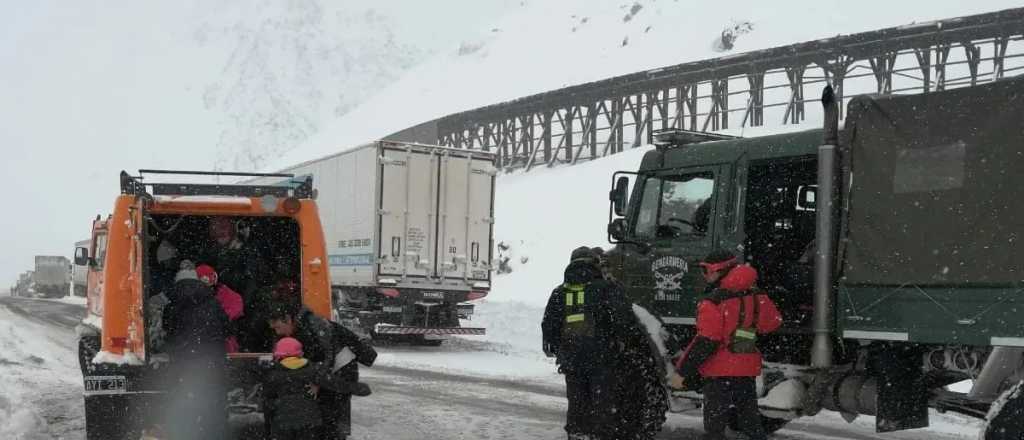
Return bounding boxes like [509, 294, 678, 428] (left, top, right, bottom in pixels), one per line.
[543, 343, 557, 358]
[668, 372, 686, 390]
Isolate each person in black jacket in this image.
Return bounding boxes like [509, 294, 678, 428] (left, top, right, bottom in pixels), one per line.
[541, 247, 636, 440]
[161, 261, 229, 440]
[268, 301, 375, 440]
[263, 337, 323, 440]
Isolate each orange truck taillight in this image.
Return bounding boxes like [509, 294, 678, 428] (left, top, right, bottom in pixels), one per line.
[282, 197, 302, 214]
[467, 291, 488, 301]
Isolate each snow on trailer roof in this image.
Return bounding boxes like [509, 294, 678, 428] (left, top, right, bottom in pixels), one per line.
[268, 139, 496, 176]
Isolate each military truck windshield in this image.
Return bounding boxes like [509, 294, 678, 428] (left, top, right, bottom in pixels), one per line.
[633, 171, 714, 240]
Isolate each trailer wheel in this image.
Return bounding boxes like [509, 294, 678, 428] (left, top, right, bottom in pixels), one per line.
[760, 415, 790, 433]
[726, 413, 789, 434]
[413, 336, 444, 347]
[982, 380, 1024, 440]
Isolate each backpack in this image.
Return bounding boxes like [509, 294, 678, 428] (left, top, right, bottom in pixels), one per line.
[728, 293, 760, 354]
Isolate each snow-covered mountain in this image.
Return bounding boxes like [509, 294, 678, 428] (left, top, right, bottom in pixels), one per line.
[278, 0, 1024, 168]
[0, 0, 517, 286]
[195, 2, 423, 171]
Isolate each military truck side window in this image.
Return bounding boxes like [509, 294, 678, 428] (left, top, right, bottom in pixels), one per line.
[634, 176, 664, 238]
[93, 234, 108, 270]
[634, 172, 715, 239]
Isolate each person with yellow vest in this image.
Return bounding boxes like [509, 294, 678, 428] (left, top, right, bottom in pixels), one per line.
[542, 246, 635, 440]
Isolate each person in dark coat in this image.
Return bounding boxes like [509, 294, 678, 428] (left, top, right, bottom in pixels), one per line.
[268, 301, 375, 440]
[673, 250, 783, 440]
[161, 261, 229, 440]
[542, 246, 637, 440]
[263, 337, 323, 440]
[196, 216, 271, 351]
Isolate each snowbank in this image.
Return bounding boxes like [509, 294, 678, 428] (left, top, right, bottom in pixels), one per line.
[378, 300, 561, 383]
[0, 394, 48, 440]
[46, 296, 87, 306]
[489, 146, 651, 305]
[0, 304, 82, 439]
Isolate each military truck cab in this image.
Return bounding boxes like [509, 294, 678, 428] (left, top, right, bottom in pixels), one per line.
[74, 170, 332, 440]
[607, 76, 1024, 438]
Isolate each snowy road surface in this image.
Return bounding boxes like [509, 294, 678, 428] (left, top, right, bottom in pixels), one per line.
[0, 297, 981, 439]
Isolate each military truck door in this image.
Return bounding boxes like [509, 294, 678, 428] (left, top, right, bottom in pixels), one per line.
[627, 165, 728, 330]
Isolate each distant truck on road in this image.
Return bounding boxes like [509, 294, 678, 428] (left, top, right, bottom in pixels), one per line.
[72, 239, 90, 297]
[15, 271, 34, 297]
[33, 255, 70, 298]
[256, 141, 496, 345]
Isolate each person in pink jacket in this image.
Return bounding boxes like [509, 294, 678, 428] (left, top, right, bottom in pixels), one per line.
[196, 264, 244, 352]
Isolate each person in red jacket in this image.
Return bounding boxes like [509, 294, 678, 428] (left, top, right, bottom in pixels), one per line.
[674, 250, 782, 440]
[196, 264, 244, 353]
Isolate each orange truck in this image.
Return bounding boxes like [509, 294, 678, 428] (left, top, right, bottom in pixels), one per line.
[73, 170, 331, 439]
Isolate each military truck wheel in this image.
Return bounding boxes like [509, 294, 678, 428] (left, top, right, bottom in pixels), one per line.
[982, 380, 1024, 440]
[617, 330, 668, 439]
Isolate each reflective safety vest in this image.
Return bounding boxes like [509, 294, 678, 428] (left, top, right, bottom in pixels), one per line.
[562, 283, 594, 337]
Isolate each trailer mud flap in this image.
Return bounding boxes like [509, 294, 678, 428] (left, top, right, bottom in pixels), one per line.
[872, 344, 929, 432]
[374, 326, 485, 335]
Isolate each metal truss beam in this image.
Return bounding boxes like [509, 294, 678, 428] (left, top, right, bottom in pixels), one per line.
[434, 8, 1024, 171]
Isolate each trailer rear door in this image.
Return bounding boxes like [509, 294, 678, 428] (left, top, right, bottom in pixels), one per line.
[378, 145, 438, 279]
[437, 152, 494, 282]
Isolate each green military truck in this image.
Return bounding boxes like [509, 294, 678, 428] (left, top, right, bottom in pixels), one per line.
[606, 75, 1024, 438]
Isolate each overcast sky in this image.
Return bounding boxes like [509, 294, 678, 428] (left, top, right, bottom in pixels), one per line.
[0, 0, 516, 288]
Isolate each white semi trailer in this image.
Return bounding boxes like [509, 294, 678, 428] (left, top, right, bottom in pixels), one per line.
[259, 141, 496, 344]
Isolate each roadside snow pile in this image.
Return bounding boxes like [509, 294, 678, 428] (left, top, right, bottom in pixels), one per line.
[0, 305, 81, 438]
[489, 146, 651, 305]
[0, 395, 48, 440]
[47, 296, 87, 306]
[377, 300, 560, 382]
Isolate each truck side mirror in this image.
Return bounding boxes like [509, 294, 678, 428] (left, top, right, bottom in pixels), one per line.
[797, 185, 817, 211]
[610, 176, 630, 217]
[608, 218, 627, 241]
[74, 247, 89, 266]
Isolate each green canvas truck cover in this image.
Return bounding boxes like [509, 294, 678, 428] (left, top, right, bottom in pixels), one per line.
[839, 75, 1024, 286]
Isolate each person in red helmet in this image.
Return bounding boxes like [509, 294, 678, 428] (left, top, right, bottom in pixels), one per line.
[196, 264, 244, 353]
[673, 249, 783, 440]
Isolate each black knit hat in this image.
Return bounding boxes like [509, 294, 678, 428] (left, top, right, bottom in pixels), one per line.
[570, 246, 600, 264]
[702, 249, 736, 264]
